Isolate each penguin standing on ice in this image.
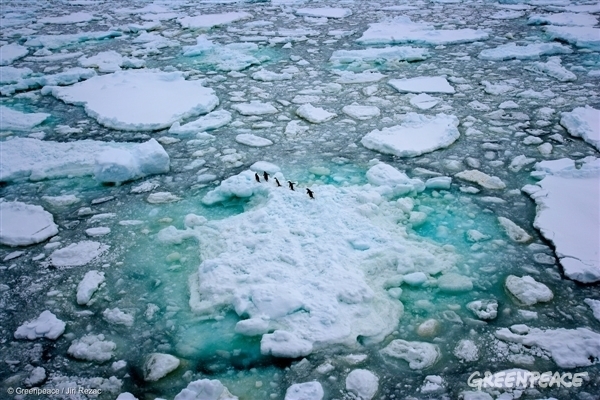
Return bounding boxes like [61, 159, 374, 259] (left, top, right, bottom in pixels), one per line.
[288, 181, 296, 191]
[274, 177, 282, 187]
[255, 173, 260, 182]
[306, 188, 314, 199]
[263, 171, 269, 182]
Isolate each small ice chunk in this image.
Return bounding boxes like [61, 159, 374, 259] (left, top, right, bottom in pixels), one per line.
[77, 270, 105, 305]
[14, 311, 65, 340]
[169, 110, 232, 135]
[68, 334, 116, 362]
[425, 176, 451, 190]
[147, 192, 181, 204]
[296, 104, 336, 124]
[24, 366, 46, 387]
[478, 42, 572, 61]
[505, 275, 553, 306]
[51, 241, 109, 267]
[173, 379, 238, 400]
[42, 194, 80, 207]
[498, 217, 532, 243]
[403, 272, 428, 286]
[345, 369, 378, 400]
[454, 170, 506, 189]
[0, 43, 29, 65]
[251, 69, 293, 82]
[86, 227, 111, 237]
[0, 201, 58, 246]
[342, 104, 380, 120]
[296, 8, 352, 19]
[143, 353, 180, 382]
[454, 339, 479, 362]
[584, 298, 600, 322]
[261, 330, 313, 358]
[437, 273, 473, 292]
[284, 381, 324, 400]
[381, 339, 440, 369]
[235, 134, 273, 147]
[232, 102, 278, 116]
[409, 93, 440, 110]
[177, 12, 252, 30]
[466, 300, 498, 320]
[103, 308, 134, 327]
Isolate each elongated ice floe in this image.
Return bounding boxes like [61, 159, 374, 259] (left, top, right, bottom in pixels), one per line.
[0, 201, 58, 246]
[357, 16, 489, 45]
[0, 43, 28, 65]
[39, 12, 95, 24]
[560, 106, 600, 151]
[0, 105, 50, 131]
[528, 12, 598, 26]
[172, 165, 457, 357]
[24, 31, 122, 50]
[524, 56, 577, 81]
[1, 138, 169, 183]
[1, 67, 96, 96]
[169, 110, 232, 135]
[543, 26, 600, 50]
[330, 46, 429, 66]
[178, 12, 252, 30]
[51, 241, 109, 267]
[388, 76, 455, 94]
[478, 42, 572, 61]
[361, 113, 460, 157]
[47, 69, 218, 131]
[78, 50, 145, 73]
[523, 157, 600, 283]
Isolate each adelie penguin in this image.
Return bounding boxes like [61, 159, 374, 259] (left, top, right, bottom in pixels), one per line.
[274, 177, 282, 187]
[306, 188, 314, 199]
[255, 173, 260, 183]
[288, 181, 296, 191]
[263, 171, 269, 182]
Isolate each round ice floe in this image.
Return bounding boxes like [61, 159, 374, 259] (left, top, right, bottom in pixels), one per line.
[77, 270, 105, 305]
[284, 381, 324, 400]
[50, 241, 109, 267]
[67, 334, 116, 362]
[345, 369, 378, 400]
[173, 379, 237, 400]
[48, 70, 219, 131]
[0, 201, 58, 246]
[14, 311, 65, 340]
[144, 353, 180, 382]
[454, 339, 479, 362]
[505, 275, 553, 306]
[416, 319, 440, 337]
[381, 339, 440, 369]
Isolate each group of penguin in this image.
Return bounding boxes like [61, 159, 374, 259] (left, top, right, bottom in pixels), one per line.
[255, 171, 315, 199]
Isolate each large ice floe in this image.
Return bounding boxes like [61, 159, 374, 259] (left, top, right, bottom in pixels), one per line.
[523, 158, 600, 283]
[0, 201, 58, 246]
[46, 69, 219, 131]
[560, 106, 600, 151]
[159, 164, 456, 357]
[0, 137, 169, 183]
[361, 113, 460, 157]
[356, 16, 489, 45]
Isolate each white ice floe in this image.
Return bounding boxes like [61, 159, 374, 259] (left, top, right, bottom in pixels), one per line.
[169, 110, 232, 135]
[478, 42, 572, 61]
[103, 308, 134, 327]
[25, 31, 122, 50]
[381, 339, 440, 369]
[389, 76, 455, 94]
[14, 311, 66, 340]
[524, 157, 600, 282]
[361, 113, 460, 158]
[235, 133, 273, 147]
[467, 300, 498, 320]
[42, 195, 80, 208]
[0, 201, 58, 246]
[560, 106, 600, 151]
[68, 334, 116, 362]
[334, 71, 386, 84]
[525, 56, 576, 81]
[0, 66, 32, 84]
[490, 10, 524, 19]
[528, 12, 598, 26]
[1, 67, 96, 96]
[296, 104, 336, 123]
[497, 217, 533, 243]
[0, 43, 29, 65]
[495, 326, 600, 368]
[48, 70, 218, 131]
[50, 241, 109, 267]
[1, 137, 169, 183]
[357, 16, 489, 46]
[184, 166, 456, 355]
[285, 381, 323, 400]
[147, 192, 181, 204]
[437, 273, 473, 293]
[296, 8, 352, 18]
[330, 47, 429, 66]
[345, 369, 378, 400]
[232, 102, 278, 115]
[143, 353, 180, 382]
[454, 339, 479, 362]
[38, 12, 95, 24]
[174, 379, 238, 400]
[410, 93, 441, 110]
[178, 12, 252, 30]
[342, 104, 380, 120]
[182, 36, 262, 71]
[505, 275, 553, 306]
[454, 170, 506, 189]
[585, 298, 600, 322]
[78, 50, 145, 73]
[77, 270, 105, 305]
[251, 69, 293, 81]
[543, 26, 600, 50]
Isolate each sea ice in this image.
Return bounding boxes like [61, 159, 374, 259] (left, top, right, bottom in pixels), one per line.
[380, 339, 440, 369]
[543, 26, 600, 50]
[48, 70, 219, 131]
[528, 12, 598, 26]
[50, 241, 109, 267]
[454, 339, 479, 362]
[388, 76, 455, 94]
[495, 326, 600, 368]
[14, 311, 66, 340]
[235, 134, 273, 147]
[585, 299, 600, 322]
[0, 105, 50, 131]
[478, 42, 572, 61]
[251, 69, 293, 81]
[25, 31, 122, 50]
[525, 158, 600, 282]
[68, 334, 116, 362]
[232, 102, 278, 116]
[296, 8, 352, 19]
[178, 12, 252, 30]
[296, 104, 336, 123]
[285, 381, 323, 400]
[174, 379, 238, 400]
[0, 66, 32, 84]
[560, 106, 600, 151]
[454, 170, 506, 189]
[78, 50, 145, 73]
[143, 353, 180, 382]
[38, 12, 95, 24]
[525, 56, 577, 81]
[361, 113, 460, 158]
[103, 308, 134, 327]
[182, 36, 262, 71]
[169, 110, 232, 135]
[345, 369, 378, 400]
[330, 47, 429, 66]
[466, 300, 498, 320]
[497, 217, 533, 243]
[342, 104, 380, 120]
[410, 93, 440, 110]
[333, 71, 387, 84]
[77, 270, 105, 305]
[0, 43, 28, 65]
[505, 275, 553, 306]
[0, 201, 58, 246]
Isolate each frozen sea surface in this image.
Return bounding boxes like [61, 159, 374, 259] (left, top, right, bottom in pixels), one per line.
[0, 0, 599, 399]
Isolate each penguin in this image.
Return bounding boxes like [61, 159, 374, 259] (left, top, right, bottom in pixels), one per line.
[255, 173, 260, 183]
[263, 171, 269, 182]
[306, 188, 314, 199]
[288, 181, 295, 191]
[274, 177, 282, 187]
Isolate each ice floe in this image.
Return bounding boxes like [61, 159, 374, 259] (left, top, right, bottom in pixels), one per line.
[67, 334, 116, 362]
[169, 110, 232, 135]
[454, 170, 506, 189]
[525, 56, 577, 81]
[361, 113, 460, 158]
[524, 157, 600, 282]
[478, 42, 572, 61]
[0, 43, 28, 65]
[25, 31, 122, 50]
[381, 339, 440, 369]
[143, 353, 180, 382]
[560, 106, 600, 151]
[388, 76, 455, 94]
[505, 275, 553, 305]
[174, 379, 238, 400]
[544, 26, 600, 50]
[528, 12, 598, 26]
[232, 102, 278, 115]
[178, 12, 252, 30]
[76, 270, 105, 305]
[38, 12, 95, 24]
[342, 104, 380, 120]
[296, 8, 352, 19]
[48, 70, 219, 131]
[78, 50, 145, 73]
[330, 47, 429, 67]
[296, 103, 336, 123]
[0, 201, 58, 246]
[50, 241, 109, 267]
[345, 369, 378, 400]
[14, 311, 66, 340]
[285, 381, 323, 400]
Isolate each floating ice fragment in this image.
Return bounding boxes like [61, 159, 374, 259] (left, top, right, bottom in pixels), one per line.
[345, 369, 378, 400]
[77, 270, 105, 305]
[14, 311, 65, 340]
[505, 275, 553, 305]
[0, 201, 58, 246]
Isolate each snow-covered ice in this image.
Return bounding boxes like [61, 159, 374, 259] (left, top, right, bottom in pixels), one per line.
[389, 76, 455, 94]
[0, 105, 50, 131]
[543, 26, 600, 50]
[50, 241, 109, 267]
[505, 275, 554, 306]
[0, 201, 58, 246]
[478, 42, 572, 61]
[67, 334, 116, 362]
[296, 104, 336, 123]
[178, 12, 252, 30]
[345, 369, 378, 400]
[174, 379, 238, 400]
[143, 353, 180, 382]
[48, 70, 219, 131]
[14, 311, 66, 340]
[0, 43, 28, 65]
[169, 110, 232, 135]
[342, 104, 380, 120]
[330, 47, 429, 66]
[77, 270, 105, 305]
[285, 382, 324, 400]
[361, 113, 460, 158]
[232, 102, 278, 116]
[560, 106, 600, 151]
[296, 8, 352, 19]
[381, 339, 440, 369]
[235, 133, 273, 147]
